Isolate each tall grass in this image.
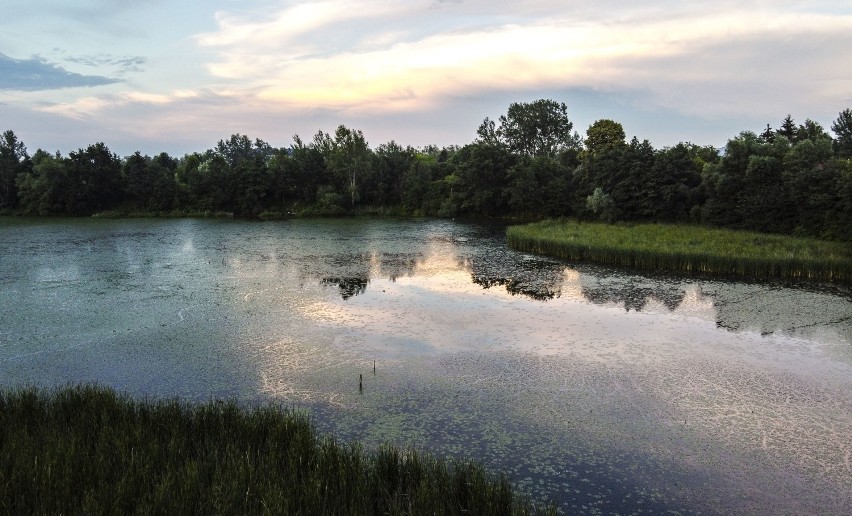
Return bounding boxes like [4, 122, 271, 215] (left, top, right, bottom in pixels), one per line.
[507, 220, 852, 283]
[0, 385, 549, 515]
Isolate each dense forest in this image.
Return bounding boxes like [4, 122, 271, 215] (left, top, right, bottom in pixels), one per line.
[1, 100, 851, 240]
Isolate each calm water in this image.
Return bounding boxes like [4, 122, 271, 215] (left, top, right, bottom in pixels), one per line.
[1, 217, 850, 514]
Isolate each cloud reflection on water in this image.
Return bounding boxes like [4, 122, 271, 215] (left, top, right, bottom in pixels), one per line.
[4, 217, 850, 513]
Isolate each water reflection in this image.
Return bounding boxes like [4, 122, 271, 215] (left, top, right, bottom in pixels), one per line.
[2, 217, 850, 514]
[308, 237, 850, 345]
[320, 277, 369, 300]
[470, 276, 557, 301]
[577, 276, 686, 311]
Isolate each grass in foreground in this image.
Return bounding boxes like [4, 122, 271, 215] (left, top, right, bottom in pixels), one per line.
[507, 220, 852, 283]
[0, 385, 550, 515]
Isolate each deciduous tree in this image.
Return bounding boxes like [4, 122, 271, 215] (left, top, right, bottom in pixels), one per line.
[831, 108, 852, 157]
[477, 99, 580, 158]
[0, 130, 29, 209]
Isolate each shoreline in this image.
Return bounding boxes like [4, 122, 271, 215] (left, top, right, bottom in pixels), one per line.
[507, 220, 852, 284]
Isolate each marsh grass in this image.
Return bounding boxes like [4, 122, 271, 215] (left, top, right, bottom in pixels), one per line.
[507, 220, 852, 283]
[0, 385, 548, 515]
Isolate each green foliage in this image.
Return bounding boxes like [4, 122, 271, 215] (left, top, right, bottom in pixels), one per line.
[0, 130, 29, 209]
[642, 143, 709, 221]
[65, 142, 124, 215]
[14, 143, 123, 215]
[400, 158, 436, 214]
[213, 134, 276, 217]
[795, 119, 831, 144]
[477, 99, 581, 158]
[831, 108, 852, 158]
[277, 135, 329, 206]
[316, 125, 372, 209]
[584, 119, 626, 154]
[123, 151, 177, 212]
[585, 188, 615, 222]
[778, 115, 797, 142]
[15, 150, 67, 214]
[575, 133, 655, 221]
[506, 156, 574, 217]
[507, 220, 852, 283]
[370, 141, 414, 207]
[613, 137, 655, 220]
[2, 101, 851, 242]
[451, 143, 515, 216]
[0, 386, 547, 515]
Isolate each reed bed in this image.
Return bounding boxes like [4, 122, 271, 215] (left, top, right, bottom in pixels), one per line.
[507, 220, 852, 283]
[0, 385, 549, 515]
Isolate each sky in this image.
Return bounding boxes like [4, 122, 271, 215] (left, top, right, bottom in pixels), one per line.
[1, 0, 851, 157]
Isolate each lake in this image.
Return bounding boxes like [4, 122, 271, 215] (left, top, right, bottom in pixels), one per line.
[1, 217, 850, 514]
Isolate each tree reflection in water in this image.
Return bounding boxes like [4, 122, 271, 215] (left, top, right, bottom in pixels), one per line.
[315, 245, 850, 340]
[320, 277, 369, 300]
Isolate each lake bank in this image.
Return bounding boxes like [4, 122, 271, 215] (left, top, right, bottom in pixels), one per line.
[507, 220, 852, 284]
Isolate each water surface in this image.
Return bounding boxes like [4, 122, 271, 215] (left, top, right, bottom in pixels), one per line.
[1, 217, 850, 514]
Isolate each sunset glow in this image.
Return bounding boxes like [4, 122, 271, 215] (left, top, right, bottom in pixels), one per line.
[1, 1, 850, 155]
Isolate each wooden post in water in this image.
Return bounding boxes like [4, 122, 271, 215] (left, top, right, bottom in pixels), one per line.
[359, 374, 363, 392]
[373, 361, 376, 374]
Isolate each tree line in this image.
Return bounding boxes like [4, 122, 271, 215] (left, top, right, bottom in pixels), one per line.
[1, 99, 851, 240]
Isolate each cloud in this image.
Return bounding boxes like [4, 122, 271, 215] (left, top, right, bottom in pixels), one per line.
[194, 2, 852, 121]
[0, 53, 121, 91]
[36, 89, 199, 119]
[197, 1, 403, 49]
[64, 54, 147, 75]
[10, 0, 852, 155]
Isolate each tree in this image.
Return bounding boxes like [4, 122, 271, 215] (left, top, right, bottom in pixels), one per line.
[759, 124, 775, 143]
[831, 108, 852, 158]
[215, 134, 259, 168]
[784, 153, 844, 237]
[475, 117, 501, 148]
[586, 187, 615, 222]
[0, 130, 29, 209]
[285, 135, 329, 205]
[584, 119, 626, 154]
[476, 99, 580, 158]
[701, 131, 795, 232]
[741, 154, 792, 232]
[174, 152, 208, 210]
[370, 141, 413, 206]
[148, 152, 178, 211]
[778, 115, 797, 142]
[123, 152, 152, 207]
[644, 143, 712, 221]
[574, 120, 634, 219]
[64, 142, 123, 214]
[795, 119, 831, 145]
[451, 143, 515, 216]
[400, 156, 433, 214]
[506, 156, 574, 217]
[206, 134, 276, 216]
[15, 150, 68, 214]
[609, 137, 654, 220]
[315, 125, 372, 209]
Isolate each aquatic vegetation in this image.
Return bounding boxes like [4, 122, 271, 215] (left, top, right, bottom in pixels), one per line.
[0, 385, 551, 515]
[507, 220, 852, 283]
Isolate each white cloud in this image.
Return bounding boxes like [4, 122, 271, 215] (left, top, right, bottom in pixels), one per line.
[194, 3, 852, 121]
[197, 1, 406, 56]
[37, 89, 201, 119]
[9, 1, 852, 154]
